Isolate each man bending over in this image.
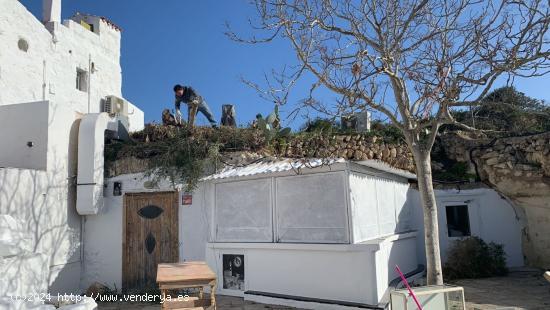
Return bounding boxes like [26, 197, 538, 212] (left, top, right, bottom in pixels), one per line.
[173, 84, 217, 127]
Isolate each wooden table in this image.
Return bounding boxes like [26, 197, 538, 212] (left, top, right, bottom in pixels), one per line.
[157, 261, 217, 310]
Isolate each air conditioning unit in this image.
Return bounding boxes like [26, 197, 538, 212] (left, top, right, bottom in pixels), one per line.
[103, 95, 128, 116]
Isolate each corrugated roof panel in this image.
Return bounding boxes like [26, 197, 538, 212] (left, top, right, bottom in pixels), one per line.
[202, 158, 345, 180]
[202, 158, 416, 181]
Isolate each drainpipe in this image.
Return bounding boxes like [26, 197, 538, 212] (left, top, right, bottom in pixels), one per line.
[87, 54, 91, 113]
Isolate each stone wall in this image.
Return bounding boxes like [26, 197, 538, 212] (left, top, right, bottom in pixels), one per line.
[106, 132, 415, 176]
[440, 131, 550, 268]
[279, 134, 414, 170]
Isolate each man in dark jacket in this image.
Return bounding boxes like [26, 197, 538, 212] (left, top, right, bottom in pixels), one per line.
[173, 84, 217, 127]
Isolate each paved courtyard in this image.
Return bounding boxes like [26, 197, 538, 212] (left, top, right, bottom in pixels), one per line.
[98, 295, 304, 310]
[98, 269, 549, 309]
[452, 269, 550, 310]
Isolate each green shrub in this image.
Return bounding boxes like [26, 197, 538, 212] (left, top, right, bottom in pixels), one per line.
[106, 124, 280, 191]
[444, 236, 508, 280]
[300, 118, 340, 133]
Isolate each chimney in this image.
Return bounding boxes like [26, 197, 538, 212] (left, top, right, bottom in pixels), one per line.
[43, 0, 61, 24]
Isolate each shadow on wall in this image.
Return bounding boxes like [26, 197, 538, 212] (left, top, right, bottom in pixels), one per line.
[0, 112, 84, 295]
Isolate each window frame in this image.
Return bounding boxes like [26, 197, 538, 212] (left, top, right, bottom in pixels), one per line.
[76, 68, 88, 92]
[445, 204, 472, 238]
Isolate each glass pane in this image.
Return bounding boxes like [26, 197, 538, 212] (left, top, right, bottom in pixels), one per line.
[446, 205, 471, 237]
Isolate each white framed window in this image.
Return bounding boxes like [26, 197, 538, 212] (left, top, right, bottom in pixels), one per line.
[76, 68, 88, 92]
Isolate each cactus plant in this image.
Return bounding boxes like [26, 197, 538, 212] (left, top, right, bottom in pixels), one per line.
[256, 105, 291, 142]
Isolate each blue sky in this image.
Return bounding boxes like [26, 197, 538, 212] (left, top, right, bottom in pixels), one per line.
[20, 1, 550, 128]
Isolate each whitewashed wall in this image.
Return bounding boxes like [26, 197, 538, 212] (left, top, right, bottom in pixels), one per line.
[0, 0, 123, 114]
[83, 173, 207, 290]
[127, 102, 145, 132]
[0, 99, 82, 294]
[206, 233, 417, 306]
[0, 101, 49, 170]
[0, 0, 144, 294]
[410, 187, 524, 267]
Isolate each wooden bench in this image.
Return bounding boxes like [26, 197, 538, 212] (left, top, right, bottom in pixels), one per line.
[157, 262, 217, 310]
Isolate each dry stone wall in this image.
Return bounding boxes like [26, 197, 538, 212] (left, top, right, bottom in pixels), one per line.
[106, 132, 415, 176]
[277, 134, 414, 171]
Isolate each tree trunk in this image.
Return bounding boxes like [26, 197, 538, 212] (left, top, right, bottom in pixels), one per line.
[221, 104, 237, 127]
[412, 148, 444, 285]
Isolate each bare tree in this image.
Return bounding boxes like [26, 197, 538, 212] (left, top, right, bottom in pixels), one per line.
[229, 0, 550, 284]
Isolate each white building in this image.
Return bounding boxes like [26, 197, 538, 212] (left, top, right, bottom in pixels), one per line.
[0, 0, 144, 299]
[90, 159, 419, 309]
[0, 0, 525, 309]
[89, 159, 524, 309]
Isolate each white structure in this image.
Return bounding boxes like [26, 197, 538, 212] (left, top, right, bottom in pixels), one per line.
[410, 187, 524, 267]
[0, 0, 144, 299]
[0, 0, 525, 308]
[86, 159, 525, 309]
[76, 113, 113, 215]
[89, 160, 419, 308]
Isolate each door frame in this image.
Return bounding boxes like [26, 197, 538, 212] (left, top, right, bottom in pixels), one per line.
[122, 191, 179, 291]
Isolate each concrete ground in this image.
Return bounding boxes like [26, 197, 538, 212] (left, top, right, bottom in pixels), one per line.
[452, 269, 550, 310]
[98, 295, 303, 309]
[98, 270, 550, 309]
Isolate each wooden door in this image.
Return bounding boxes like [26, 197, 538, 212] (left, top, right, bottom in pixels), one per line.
[123, 191, 179, 292]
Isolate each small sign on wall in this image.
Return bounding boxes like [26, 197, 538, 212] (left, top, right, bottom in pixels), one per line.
[181, 192, 192, 205]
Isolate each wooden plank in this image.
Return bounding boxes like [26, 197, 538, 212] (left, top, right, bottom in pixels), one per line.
[157, 262, 216, 283]
[159, 280, 216, 290]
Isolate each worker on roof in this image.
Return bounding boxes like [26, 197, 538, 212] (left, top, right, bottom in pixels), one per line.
[173, 84, 217, 127]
